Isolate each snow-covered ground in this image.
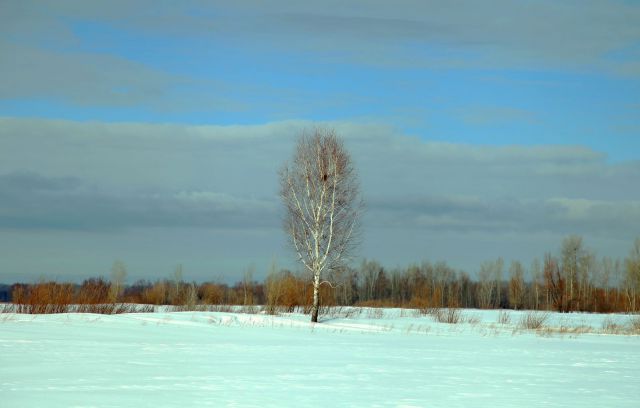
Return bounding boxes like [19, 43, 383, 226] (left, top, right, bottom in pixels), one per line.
[1, 308, 638, 407]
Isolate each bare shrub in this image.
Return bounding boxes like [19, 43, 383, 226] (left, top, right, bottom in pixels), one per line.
[429, 308, 462, 324]
[497, 310, 511, 325]
[444, 308, 462, 324]
[76, 278, 111, 305]
[183, 283, 198, 310]
[12, 282, 73, 314]
[141, 281, 169, 305]
[168, 279, 198, 307]
[199, 283, 225, 305]
[264, 271, 307, 315]
[9, 277, 162, 315]
[518, 311, 549, 330]
[418, 306, 435, 317]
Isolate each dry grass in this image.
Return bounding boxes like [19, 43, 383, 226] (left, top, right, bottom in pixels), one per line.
[534, 324, 593, 337]
[627, 315, 640, 334]
[465, 314, 481, 325]
[169, 304, 261, 314]
[365, 307, 385, 319]
[497, 310, 511, 325]
[562, 325, 593, 336]
[601, 316, 624, 334]
[0, 303, 13, 312]
[199, 304, 235, 313]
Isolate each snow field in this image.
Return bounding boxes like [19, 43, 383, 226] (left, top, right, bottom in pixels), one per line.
[1, 308, 638, 407]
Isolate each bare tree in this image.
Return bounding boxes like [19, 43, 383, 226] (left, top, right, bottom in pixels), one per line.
[477, 260, 496, 309]
[494, 257, 504, 308]
[508, 260, 525, 310]
[359, 259, 382, 302]
[560, 235, 585, 309]
[528, 258, 542, 310]
[280, 129, 362, 322]
[475, 258, 504, 309]
[109, 260, 127, 302]
[544, 253, 566, 312]
[171, 264, 184, 304]
[243, 264, 255, 306]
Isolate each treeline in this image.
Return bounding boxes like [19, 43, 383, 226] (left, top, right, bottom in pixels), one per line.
[331, 235, 640, 313]
[4, 236, 640, 314]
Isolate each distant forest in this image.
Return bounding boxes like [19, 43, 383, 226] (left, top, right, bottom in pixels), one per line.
[3, 236, 640, 314]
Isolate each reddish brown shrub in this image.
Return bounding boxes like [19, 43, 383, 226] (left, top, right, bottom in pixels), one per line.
[76, 278, 111, 304]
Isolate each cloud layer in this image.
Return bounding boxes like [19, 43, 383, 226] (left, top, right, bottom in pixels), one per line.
[1, 116, 638, 280]
[2, 0, 640, 110]
[2, 117, 638, 234]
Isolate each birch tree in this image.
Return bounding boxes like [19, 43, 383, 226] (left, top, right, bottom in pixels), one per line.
[508, 260, 525, 310]
[280, 129, 362, 322]
[561, 235, 584, 309]
[109, 260, 127, 302]
[477, 260, 496, 309]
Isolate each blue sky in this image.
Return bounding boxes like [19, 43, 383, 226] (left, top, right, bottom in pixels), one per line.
[1, 1, 640, 282]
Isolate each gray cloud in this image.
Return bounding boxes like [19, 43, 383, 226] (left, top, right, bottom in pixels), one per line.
[109, 0, 638, 71]
[1, 116, 638, 236]
[2, 1, 639, 110]
[367, 195, 640, 238]
[255, 1, 640, 72]
[0, 171, 277, 231]
[1, 116, 638, 279]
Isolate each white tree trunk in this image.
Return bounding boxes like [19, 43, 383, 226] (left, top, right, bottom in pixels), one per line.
[311, 269, 321, 322]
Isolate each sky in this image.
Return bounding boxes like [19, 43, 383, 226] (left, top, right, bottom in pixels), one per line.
[1, 0, 639, 283]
